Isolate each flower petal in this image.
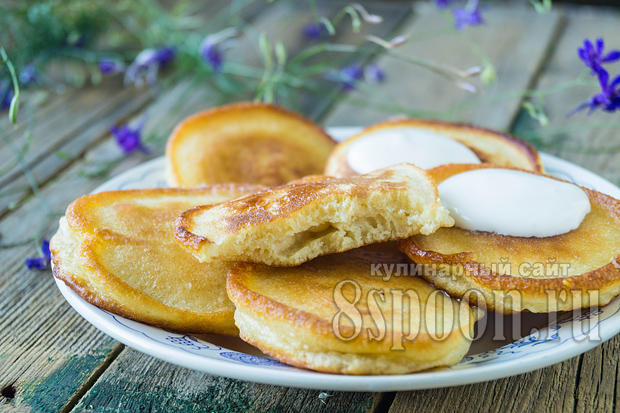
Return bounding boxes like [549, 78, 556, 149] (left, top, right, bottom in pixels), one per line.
[596, 38, 604, 55]
[597, 67, 610, 90]
[610, 73, 620, 89]
[603, 50, 620, 63]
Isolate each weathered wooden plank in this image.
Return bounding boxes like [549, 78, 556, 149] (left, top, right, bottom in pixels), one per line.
[0, 84, 147, 186]
[390, 335, 620, 413]
[0, 87, 152, 217]
[573, 334, 619, 413]
[511, 7, 620, 185]
[0, 0, 268, 220]
[71, 348, 376, 413]
[323, 2, 563, 131]
[0, 88, 77, 132]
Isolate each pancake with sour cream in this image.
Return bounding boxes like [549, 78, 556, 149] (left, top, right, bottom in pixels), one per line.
[398, 163, 620, 313]
[324, 119, 544, 177]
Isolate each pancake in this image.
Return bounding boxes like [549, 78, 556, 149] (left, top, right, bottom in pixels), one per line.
[398, 163, 620, 313]
[324, 119, 544, 178]
[51, 185, 261, 335]
[166, 102, 336, 188]
[227, 243, 478, 375]
[176, 164, 454, 267]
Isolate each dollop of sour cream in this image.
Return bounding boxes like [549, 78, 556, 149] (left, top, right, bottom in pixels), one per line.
[438, 169, 591, 237]
[346, 128, 481, 174]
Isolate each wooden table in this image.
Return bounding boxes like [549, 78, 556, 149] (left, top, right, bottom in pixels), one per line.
[2, 1, 620, 412]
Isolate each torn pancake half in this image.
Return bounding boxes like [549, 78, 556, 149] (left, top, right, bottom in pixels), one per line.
[176, 163, 454, 267]
[227, 243, 478, 375]
[51, 185, 261, 335]
[398, 163, 620, 314]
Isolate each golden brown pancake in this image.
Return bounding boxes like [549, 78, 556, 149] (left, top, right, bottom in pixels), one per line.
[176, 164, 454, 267]
[51, 185, 261, 335]
[324, 119, 544, 178]
[166, 102, 336, 188]
[398, 163, 620, 313]
[227, 243, 478, 375]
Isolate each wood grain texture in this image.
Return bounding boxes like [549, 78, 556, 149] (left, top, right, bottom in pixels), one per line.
[324, 2, 563, 131]
[0, 87, 153, 218]
[390, 335, 620, 413]
[390, 357, 580, 413]
[71, 348, 377, 413]
[0, 85, 147, 188]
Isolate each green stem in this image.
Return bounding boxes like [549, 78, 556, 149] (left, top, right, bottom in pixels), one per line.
[0, 129, 51, 214]
[288, 43, 358, 67]
[0, 42, 20, 124]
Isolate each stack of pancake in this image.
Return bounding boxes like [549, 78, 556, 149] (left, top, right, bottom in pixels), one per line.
[51, 102, 620, 375]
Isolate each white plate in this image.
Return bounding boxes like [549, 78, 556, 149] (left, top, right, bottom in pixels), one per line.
[55, 127, 620, 391]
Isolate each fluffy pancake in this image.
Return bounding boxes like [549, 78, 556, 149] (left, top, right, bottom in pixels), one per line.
[166, 102, 336, 187]
[398, 163, 620, 313]
[324, 119, 543, 178]
[51, 185, 261, 335]
[176, 164, 454, 267]
[227, 243, 478, 375]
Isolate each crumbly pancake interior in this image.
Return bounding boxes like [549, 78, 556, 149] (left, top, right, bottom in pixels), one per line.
[177, 164, 454, 266]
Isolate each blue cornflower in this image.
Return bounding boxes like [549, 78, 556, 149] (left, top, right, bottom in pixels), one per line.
[365, 64, 385, 83]
[200, 28, 237, 74]
[453, 0, 483, 30]
[110, 117, 149, 155]
[569, 68, 620, 116]
[302, 21, 330, 40]
[25, 239, 51, 271]
[578, 38, 620, 74]
[0, 79, 13, 111]
[200, 39, 224, 73]
[19, 64, 37, 84]
[327, 63, 386, 91]
[435, 0, 458, 9]
[124, 47, 176, 87]
[153, 47, 175, 66]
[99, 60, 126, 75]
[338, 64, 365, 91]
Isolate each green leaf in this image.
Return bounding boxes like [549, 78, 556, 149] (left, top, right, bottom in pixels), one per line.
[9, 95, 19, 124]
[54, 150, 74, 160]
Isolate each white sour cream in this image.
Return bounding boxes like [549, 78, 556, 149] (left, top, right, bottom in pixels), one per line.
[438, 169, 591, 237]
[346, 127, 481, 173]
